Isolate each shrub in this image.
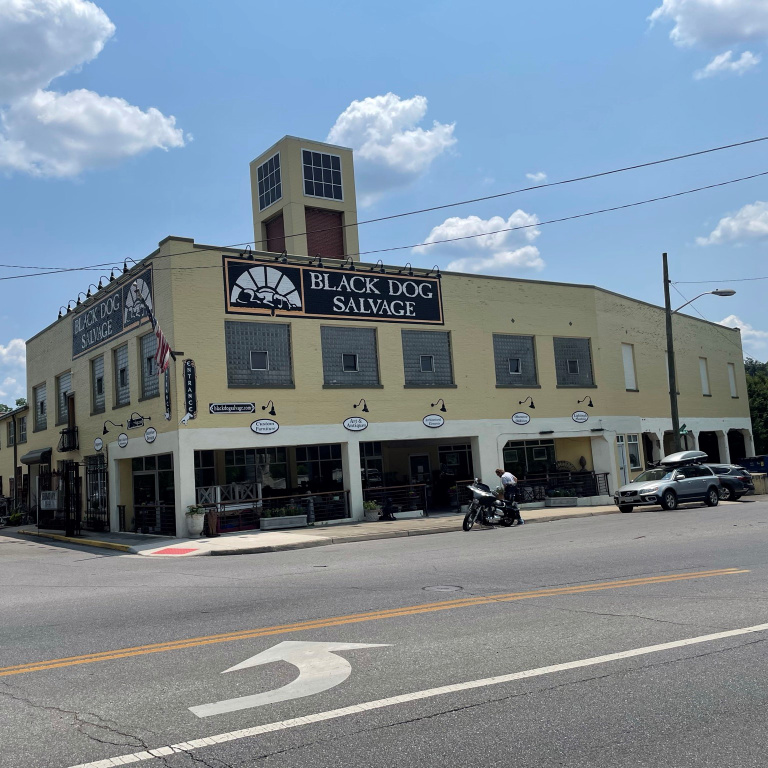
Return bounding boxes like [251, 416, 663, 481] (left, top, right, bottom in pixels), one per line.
[363, 500, 380, 511]
[8, 512, 22, 526]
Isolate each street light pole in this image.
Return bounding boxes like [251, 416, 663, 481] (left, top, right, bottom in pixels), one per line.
[663, 253, 682, 453]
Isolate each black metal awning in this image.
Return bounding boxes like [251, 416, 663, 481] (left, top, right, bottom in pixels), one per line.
[20, 447, 52, 465]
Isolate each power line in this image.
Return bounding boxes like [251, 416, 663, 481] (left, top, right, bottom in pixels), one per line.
[674, 276, 768, 285]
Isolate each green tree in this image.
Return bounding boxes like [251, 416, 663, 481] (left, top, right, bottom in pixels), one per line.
[15, 397, 26, 407]
[0, 403, 10, 413]
[745, 358, 768, 455]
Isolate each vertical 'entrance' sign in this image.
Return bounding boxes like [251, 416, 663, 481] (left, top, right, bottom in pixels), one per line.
[181, 359, 197, 425]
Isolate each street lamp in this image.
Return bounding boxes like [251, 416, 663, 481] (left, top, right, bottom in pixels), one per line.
[663, 252, 735, 453]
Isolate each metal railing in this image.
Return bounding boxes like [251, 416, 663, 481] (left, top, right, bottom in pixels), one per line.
[132, 504, 176, 536]
[57, 426, 79, 452]
[362, 484, 429, 515]
[457, 472, 610, 504]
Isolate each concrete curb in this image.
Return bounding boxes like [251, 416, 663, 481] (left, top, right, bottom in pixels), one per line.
[18, 529, 133, 552]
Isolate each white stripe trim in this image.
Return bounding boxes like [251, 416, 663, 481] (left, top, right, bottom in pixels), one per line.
[67, 622, 768, 768]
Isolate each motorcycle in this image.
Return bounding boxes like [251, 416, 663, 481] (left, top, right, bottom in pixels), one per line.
[462, 479, 520, 531]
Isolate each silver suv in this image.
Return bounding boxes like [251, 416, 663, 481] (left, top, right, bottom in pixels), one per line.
[614, 451, 721, 512]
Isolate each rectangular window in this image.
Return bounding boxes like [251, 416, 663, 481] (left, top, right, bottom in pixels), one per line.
[250, 350, 269, 371]
[728, 362, 738, 397]
[553, 338, 594, 386]
[302, 149, 343, 201]
[699, 357, 710, 396]
[17, 416, 26, 444]
[342, 353, 359, 372]
[401, 330, 454, 387]
[225, 321, 293, 388]
[56, 371, 71, 425]
[321, 326, 380, 387]
[91, 356, 105, 414]
[508, 358, 521, 374]
[493, 335, 537, 387]
[420, 355, 434, 373]
[7, 420, 15, 446]
[256, 152, 282, 211]
[34, 384, 47, 431]
[114, 344, 130, 406]
[621, 343, 637, 390]
[224, 447, 288, 489]
[627, 434, 641, 470]
[140, 333, 159, 399]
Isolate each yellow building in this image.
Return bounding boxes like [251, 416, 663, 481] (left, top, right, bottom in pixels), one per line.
[0, 136, 753, 537]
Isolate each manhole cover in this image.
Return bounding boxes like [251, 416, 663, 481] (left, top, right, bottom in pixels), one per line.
[423, 585, 463, 592]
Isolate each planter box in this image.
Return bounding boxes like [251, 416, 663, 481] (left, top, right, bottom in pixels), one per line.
[395, 509, 424, 519]
[260, 514, 308, 530]
[544, 497, 578, 508]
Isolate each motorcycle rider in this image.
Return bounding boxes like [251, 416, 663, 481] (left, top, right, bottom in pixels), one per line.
[495, 468, 524, 526]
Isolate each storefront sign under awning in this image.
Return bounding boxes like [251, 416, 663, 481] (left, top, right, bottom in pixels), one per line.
[20, 447, 52, 465]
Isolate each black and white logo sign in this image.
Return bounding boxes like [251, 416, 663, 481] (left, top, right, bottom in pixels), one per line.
[572, 410, 589, 423]
[343, 416, 368, 432]
[145, 427, 157, 443]
[117, 433, 129, 448]
[210, 403, 256, 415]
[93, 437, 103, 452]
[127, 414, 145, 430]
[224, 258, 443, 325]
[512, 412, 531, 426]
[423, 414, 445, 428]
[251, 419, 279, 435]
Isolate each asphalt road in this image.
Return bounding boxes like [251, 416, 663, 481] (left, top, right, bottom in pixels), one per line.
[2, 498, 768, 768]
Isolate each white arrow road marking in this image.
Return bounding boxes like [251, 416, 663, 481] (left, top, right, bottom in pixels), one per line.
[68, 622, 768, 768]
[189, 641, 390, 718]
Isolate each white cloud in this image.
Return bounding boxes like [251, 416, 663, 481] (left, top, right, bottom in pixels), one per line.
[526, 171, 547, 183]
[694, 49, 760, 77]
[0, 0, 185, 178]
[697, 200, 768, 245]
[327, 93, 456, 205]
[718, 314, 768, 356]
[413, 210, 544, 275]
[649, 0, 768, 47]
[0, 338, 26, 402]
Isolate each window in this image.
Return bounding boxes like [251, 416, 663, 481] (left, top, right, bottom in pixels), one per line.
[34, 384, 47, 431]
[321, 326, 380, 387]
[342, 353, 358, 372]
[56, 371, 71, 424]
[7, 421, 15, 446]
[17, 416, 26, 444]
[728, 363, 738, 397]
[224, 448, 287, 490]
[194, 450, 216, 488]
[622, 343, 637, 390]
[699, 357, 711, 396]
[225, 321, 293, 388]
[567, 359, 579, 374]
[91, 356, 105, 414]
[114, 344, 130, 406]
[627, 434, 641, 470]
[256, 152, 282, 211]
[503, 439, 555, 477]
[420, 355, 434, 373]
[401, 330, 454, 387]
[553, 337, 594, 386]
[250, 351, 269, 371]
[492, 334, 538, 387]
[295, 444, 343, 491]
[140, 333, 159, 399]
[302, 149, 342, 200]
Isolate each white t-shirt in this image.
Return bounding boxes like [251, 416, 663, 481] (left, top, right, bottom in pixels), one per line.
[500, 471, 517, 487]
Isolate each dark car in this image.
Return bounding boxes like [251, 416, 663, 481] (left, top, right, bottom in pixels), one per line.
[705, 464, 754, 501]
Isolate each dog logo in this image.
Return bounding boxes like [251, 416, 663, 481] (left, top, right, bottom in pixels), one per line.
[230, 265, 302, 311]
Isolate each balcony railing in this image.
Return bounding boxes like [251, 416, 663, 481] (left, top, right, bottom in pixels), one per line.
[57, 427, 79, 452]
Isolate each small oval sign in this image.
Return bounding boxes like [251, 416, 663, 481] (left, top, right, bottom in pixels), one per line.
[423, 414, 445, 429]
[117, 433, 129, 448]
[93, 437, 103, 452]
[343, 416, 368, 432]
[145, 427, 158, 444]
[251, 419, 279, 435]
[512, 412, 531, 426]
[572, 410, 589, 423]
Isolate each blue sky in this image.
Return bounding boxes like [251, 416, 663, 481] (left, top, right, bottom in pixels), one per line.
[2, 0, 768, 402]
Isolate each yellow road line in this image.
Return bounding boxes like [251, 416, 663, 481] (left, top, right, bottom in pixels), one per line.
[1, 568, 746, 677]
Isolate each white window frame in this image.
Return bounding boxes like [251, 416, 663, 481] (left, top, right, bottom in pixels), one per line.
[342, 353, 359, 372]
[567, 359, 579, 375]
[420, 355, 435, 373]
[508, 358, 522, 375]
[532, 447, 547, 461]
[627, 434, 641, 470]
[250, 350, 269, 371]
[621, 343, 637, 391]
[699, 357, 711, 396]
[727, 362, 738, 397]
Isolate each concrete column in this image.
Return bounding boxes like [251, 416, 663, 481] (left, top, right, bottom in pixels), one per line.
[687, 432, 698, 451]
[176, 437, 197, 537]
[716, 431, 730, 464]
[471, 434, 501, 487]
[341, 440, 363, 521]
[108, 449, 120, 531]
[591, 434, 619, 496]
[743, 430, 756, 458]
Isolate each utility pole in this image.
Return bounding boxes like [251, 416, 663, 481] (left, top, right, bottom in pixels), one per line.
[663, 253, 682, 454]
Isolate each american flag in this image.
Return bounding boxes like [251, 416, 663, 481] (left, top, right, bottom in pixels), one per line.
[154, 324, 171, 375]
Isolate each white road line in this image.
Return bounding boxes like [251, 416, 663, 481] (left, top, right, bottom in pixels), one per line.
[67, 622, 768, 768]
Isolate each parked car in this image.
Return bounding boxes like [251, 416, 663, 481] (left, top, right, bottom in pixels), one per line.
[614, 450, 721, 512]
[705, 464, 754, 501]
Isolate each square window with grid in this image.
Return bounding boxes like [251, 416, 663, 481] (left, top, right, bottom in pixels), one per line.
[302, 149, 342, 201]
[553, 337, 594, 386]
[401, 330, 454, 387]
[257, 153, 282, 211]
[225, 322, 293, 388]
[321, 327, 379, 387]
[492, 335, 537, 387]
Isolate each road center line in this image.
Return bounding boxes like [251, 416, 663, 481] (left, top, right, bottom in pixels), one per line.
[67, 621, 768, 768]
[1, 568, 746, 678]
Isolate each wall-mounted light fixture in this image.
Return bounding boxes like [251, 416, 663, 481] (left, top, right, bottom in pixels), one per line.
[342, 256, 356, 271]
[97, 275, 111, 290]
[313, 254, 324, 268]
[103, 420, 124, 435]
[398, 263, 414, 277]
[518, 396, 535, 409]
[426, 265, 442, 279]
[123, 257, 138, 274]
[76, 291, 88, 306]
[369, 260, 386, 273]
[109, 269, 116, 283]
[86, 283, 99, 298]
[58, 306, 67, 319]
[577, 396, 594, 408]
[353, 398, 369, 413]
[430, 398, 447, 413]
[261, 400, 277, 416]
[66, 300, 76, 313]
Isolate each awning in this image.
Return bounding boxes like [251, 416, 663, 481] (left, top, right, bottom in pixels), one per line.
[20, 447, 52, 465]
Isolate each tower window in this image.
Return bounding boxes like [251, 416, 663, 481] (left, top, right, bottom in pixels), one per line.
[256, 153, 282, 211]
[302, 149, 342, 201]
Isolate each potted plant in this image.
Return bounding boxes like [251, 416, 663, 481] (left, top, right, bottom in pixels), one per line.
[186, 504, 206, 536]
[363, 500, 381, 522]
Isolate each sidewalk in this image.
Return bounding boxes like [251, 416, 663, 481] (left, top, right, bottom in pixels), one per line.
[15, 504, 620, 557]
